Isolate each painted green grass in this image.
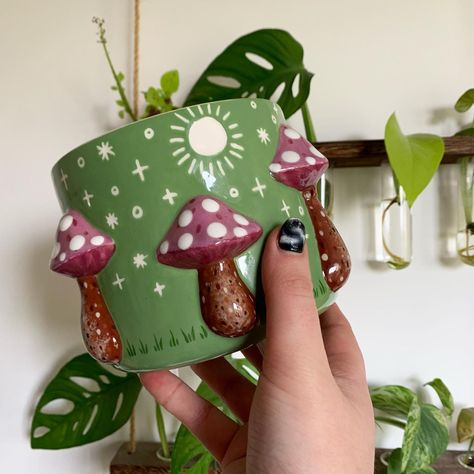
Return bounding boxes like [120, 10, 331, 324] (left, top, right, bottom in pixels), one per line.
[153, 335, 164, 352]
[313, 279, 328, 298]
[125, 340, 137, 358]
[169, 330, 180, 347]
[181, 326, 196, 344]
[199, 325, 208, 339]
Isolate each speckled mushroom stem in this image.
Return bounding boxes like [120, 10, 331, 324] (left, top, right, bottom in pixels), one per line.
[78, 275, 122, 363]
[197, 259, 257, 337]
[302, 185, 351, 292]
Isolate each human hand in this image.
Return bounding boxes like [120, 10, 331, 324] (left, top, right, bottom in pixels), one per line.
[141, 219, 375, 473]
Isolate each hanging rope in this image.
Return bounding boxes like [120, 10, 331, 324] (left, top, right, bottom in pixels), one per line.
[133, 0, 140, 118]
[128, 0, 140, 455]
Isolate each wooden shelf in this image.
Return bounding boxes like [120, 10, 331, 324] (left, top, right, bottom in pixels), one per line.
[315, 136, 474, 168]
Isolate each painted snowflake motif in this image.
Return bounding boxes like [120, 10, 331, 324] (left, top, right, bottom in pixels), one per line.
[97, 141, 115, 161]
[133, 253, 148, 269]
[256, 128, 270, 145]
[154, 282, 166, 296]
[162, 188, 178, 205]
[105, 212, 118, 229]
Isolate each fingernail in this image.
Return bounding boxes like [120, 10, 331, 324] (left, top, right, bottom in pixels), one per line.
[278, 218, 306, 253]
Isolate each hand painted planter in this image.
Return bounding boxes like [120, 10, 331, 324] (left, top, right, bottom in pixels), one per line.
[50, 98, 349, 372]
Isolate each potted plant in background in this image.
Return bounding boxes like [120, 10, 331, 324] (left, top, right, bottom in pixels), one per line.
[453, 89, 474, 266]
[371, 378, 453, 473]
[457, 407, 474, 470]
[374, 114, 444, 269]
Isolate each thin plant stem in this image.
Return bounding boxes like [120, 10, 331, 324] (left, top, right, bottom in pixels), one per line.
[93, 18, 137, 122]
[155, 402, 170, 459]
[301, 102, 317, 142]
[465, 436, 474, 464]
[374, 416, 406, 430]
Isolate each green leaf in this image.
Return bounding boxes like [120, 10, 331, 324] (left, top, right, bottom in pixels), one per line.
[226, 355, 259, 384]
[402, 403, 449, 473]
[184, 29, 313, 118]
[116, 71, 125, 82]
[371, 385, 416, 418]
[455, 89, 474, 113]
[455, 127, 474, 137]
[388, 448, 403, 474]
[384, 113, 445, 207]
[118, 110, 125, 119]
[411, 467, 437, 474]
[457, 407, 474, 443]
[161, 69, 179, 96]
[144, 87, 167, 108]
[31, 353, 141, 449]
[425, 379, 454, 417]
[171, 382, 230, 473]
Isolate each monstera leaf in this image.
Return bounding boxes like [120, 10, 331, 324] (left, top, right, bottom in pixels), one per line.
[184, 29, 313, 118]
[171, 382, 232, 473]
[385, 113, 445, 207]
[31, 353, 141, 449]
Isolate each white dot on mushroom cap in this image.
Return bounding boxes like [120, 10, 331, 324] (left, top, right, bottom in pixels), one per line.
[233, 214, 249, 226]
[284, 128, 301, 139]
[91, 235, 105, 246]
[59, 252, 66, 262]
[59, 215, 73, 231]
[233, 227, 248, 237]
[305, 156, 316, 165]
[178, 209, 193, 227]
[207, 222, 227, 239]
[319, 230, 324, 236]
[178, 233, 193, 250]
[309, 145, 324, 157]
[160, 240, 169, 254]
[282, 151, 300, 163]
[51, 242, 60, 259]
[321, 253, 329, 261]
[69, 235, 86, 251]
[202, 198, 220, 213]
[269, 163, 282, 173]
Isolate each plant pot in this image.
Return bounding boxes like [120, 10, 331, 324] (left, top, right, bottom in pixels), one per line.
[50, 98, 343, 372]
[456, 156, 474, 265]
[374, 163, 412, 269]
[458, 453, 474, 471]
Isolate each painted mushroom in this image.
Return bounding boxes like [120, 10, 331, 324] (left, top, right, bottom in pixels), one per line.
[157, 196, 262, 337]
[269, 125, 351, 291]
[50, 210, 121, 363]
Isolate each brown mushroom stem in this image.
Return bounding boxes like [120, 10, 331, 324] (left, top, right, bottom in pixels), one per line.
[197, 259, 257, 337]
[78, 275, 122, 363]
[302, 185, 351, 292]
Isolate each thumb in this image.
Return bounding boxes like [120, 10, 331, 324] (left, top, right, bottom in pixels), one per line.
[261, 219, 330, 380]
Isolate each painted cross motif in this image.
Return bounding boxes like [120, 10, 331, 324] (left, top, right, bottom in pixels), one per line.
[132, 159, 149, 182]
[82, 190, 94, 207]
[112, 273, 125, 290]
[97, 141, 115, 161]
[162, 188, 178, 205]
[60, 169, 69, 190]
[281, 200, 291, 217]
[252, 178, 266, 198]
[153, 282, 166, 296]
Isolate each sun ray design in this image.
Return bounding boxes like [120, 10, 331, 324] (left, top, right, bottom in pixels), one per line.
[169, 105, 245, 177]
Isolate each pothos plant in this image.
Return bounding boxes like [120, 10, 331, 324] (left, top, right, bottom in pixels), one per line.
[32, 19, 316, 472]
[454, 88, 474, 265]
[371, 378, 453, 474]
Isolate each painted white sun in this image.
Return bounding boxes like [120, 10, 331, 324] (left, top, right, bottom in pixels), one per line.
[169, 104, 244, 177]
[133, 253, 148, 269]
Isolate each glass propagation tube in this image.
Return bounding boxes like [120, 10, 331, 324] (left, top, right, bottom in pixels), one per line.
[457, 156, 474, 265]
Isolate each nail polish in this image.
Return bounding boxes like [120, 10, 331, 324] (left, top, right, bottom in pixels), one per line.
[278, 218, 306, 253]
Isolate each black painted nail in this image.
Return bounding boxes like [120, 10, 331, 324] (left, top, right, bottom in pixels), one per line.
[278, 218, 306, 253]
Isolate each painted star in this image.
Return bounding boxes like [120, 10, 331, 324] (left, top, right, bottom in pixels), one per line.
[133, 253, 148, 269]
[97, 141, 115, 161]
[105, 212, 119, 229]
[162, 188, 178, 205]
[257, 128, 270, 145]
[154, 282, 166, 296]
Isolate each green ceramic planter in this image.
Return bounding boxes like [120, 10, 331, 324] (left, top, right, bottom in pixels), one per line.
[50, 98, 345, 372]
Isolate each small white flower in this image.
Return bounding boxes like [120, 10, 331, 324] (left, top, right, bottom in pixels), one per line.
[257, 128, 270, 145]
[105, 213, 119, 229]
[97, 141, 115, 161]
[133, 253, 148, 269]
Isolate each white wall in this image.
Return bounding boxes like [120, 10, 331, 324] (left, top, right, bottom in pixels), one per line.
[1, 0, 473, 471]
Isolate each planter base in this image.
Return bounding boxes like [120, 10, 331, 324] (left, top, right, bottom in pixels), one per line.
[110, 442, 171, 474]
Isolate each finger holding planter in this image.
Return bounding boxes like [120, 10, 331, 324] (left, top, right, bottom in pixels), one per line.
[50, 210, 122, 363]
[269, 125, 351, 291]
[157, 196, 262, 337]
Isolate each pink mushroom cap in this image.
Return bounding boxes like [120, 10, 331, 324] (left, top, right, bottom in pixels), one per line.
[269, 125, 329, 191]
[50, 210, 115, 278]
[157, 196, 263, 269]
